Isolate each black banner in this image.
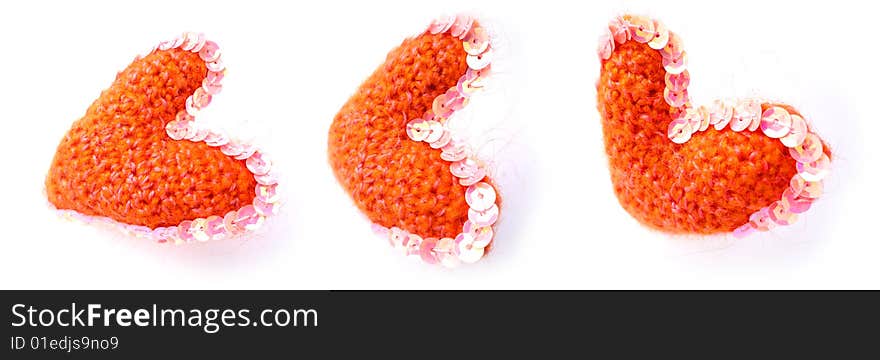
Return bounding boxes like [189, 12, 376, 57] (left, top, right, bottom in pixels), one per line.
[2, 291, 878, 357]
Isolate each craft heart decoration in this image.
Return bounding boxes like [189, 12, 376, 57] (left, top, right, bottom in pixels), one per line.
[45, 33, 281, 244]
[596, 15, 831, 237]
[328, 14, 500, 267]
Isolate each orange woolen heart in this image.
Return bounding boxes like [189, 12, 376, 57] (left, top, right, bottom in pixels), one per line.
[597, 16, 831, 235]
[45, 48, 256, 228]
[328, 30, 500, 239]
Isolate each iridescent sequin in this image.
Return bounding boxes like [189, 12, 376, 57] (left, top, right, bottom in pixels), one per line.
[127, 225, 153, 239]
[661, 52, 688, 75]
[628, 16, 655, 43]
[202, 79, 222, 96]
[664, 88, 689, 108]
[234, 205, 264, 231]
[696, 106, 711, 132]
[440, 141, 468, 162]
[665, 70, 690, 92]
[388, 227, 407, 249]
[165, 120, 193, 140]
[189, 33, 207, 53]
[710, 100, 734, 130]
[204, 131, 229, 147]
[433, 236, 454, 254]
[598, 30, 615, 60]
[749, 207, 775, 231]
[760, 106, 792, 138]
[256, 184, 279, 203]
[457, 75, 479, 97]
[789, 133, 824, 164]
[177, 220, 195, 243]
[185, 96, 201, 116]
[419, 237, 440, 264]
[406, 119, 431, 142]
[169, 36, 185, 50]
[180, 32, 201, 51]
[428, 15, 455, 35]
[432, 94, 456, 118]
[608, 17, 631, 44]
[680, 107, 704, 132]
[768, 201, 798, 226]
[459, 167, 487, 187]
[423, 121, 445, 143]
[801, 180, 824, 199]
[450, 158, 479, 178]
[667, 117, 693, 144]
[780, 114, 808, 148]
[790, 175, 823, 199]
[429, 130, 452, 149]
[157, 39, 176, 51]
[189, 126, 209, 142]
[466, 48, 493, 70]
[220, 141, 244, 157]
[471, 225, 494, 248]
[206, 59, 225, 73]
[468, 204, 499, 227]
[796, 153, 831, 182]
[189, 218, 211, 242]
[205, 215, 227, 240]
[403, 234, 423, 256]
[199, 41, 221, 62]
[782, 188, 813, 214]
[466, 67, 491, 88]
[174, 111, 194, 126]
[235, 143, 257, 161]
[463, 220, 494, 247]
[465, 182, 496, 211]
[151, 227, 175, 244]
[748, 112, 762, 132]
[449, 15, 474, 38]
[455, 233, 484, 263]
[245, 152, 272, 175]
[435, 237, 460, 268]
[253, 198, 280, 216]
[254, 172, 278, 186]
[224, 210, 244, 236]
[203, 70, 225, 95]
[648, 21, 670, 50]
[729, 115, 750, 132]
[463, 27, 490, 56]
[731, 100, 761, 132]
[659, 33, 684, 60]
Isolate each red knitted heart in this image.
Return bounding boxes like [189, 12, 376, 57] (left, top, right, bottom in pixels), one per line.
[45, 33, 280, 244]
[328, 15, 501, 267]
[596, 15, 831, 237]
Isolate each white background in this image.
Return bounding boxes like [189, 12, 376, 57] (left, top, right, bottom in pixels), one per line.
[0, 0, 876, 289]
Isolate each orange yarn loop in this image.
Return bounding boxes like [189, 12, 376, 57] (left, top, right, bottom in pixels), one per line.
[46, 48, 257, 228]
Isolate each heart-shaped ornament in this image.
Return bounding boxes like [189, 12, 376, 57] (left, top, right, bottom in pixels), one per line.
[328, 14, 501, 267]
[597, 15, 830, 237]
[45, 33, 281, 244]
